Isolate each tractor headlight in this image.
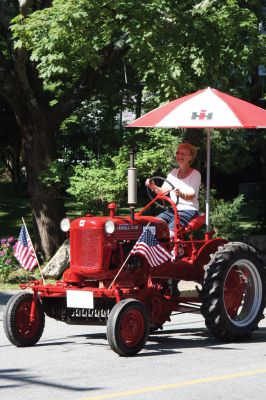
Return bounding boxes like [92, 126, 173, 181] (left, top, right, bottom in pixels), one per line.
[60, 218, 70, 232]
[105, 220, 115, 234]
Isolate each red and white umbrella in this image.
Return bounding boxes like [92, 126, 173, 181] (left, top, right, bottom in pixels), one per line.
[127, 87, 266, 230]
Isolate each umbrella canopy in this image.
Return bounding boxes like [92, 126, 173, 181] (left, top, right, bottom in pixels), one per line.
[127, 87, 266, 231]
[127, 87, 266, 129]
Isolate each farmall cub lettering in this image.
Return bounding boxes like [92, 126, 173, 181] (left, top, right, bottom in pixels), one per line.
[4, 154, 266, 356]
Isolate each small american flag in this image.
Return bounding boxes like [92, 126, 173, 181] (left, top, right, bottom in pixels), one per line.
[130, 228, 171, 267]
[14, 224, 38, 271]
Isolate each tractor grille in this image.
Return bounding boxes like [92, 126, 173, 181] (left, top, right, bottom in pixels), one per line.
[42, 297, 116, 324]
[70, 228, 103, 271]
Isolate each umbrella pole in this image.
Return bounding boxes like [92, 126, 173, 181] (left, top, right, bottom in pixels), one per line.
[206, 128, 211, 233]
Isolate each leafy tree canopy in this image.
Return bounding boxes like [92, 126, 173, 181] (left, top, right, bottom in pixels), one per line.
[11, 0, 266, 102]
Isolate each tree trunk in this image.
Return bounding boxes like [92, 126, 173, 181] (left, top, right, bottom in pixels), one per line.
[0, 12, 66, 259]
[16, 104, 65, 259]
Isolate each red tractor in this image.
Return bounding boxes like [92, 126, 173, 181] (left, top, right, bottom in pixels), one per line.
[4, 153, 266, 356]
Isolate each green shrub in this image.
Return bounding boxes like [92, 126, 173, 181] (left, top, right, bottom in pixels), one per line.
[67, 133, 178, 214]
[211, 195, 245, 239]
[0, 237, 20, 283]
[6, 269, 36, 284]
[199, 187, 245, 239]
[68, 164, 128, 214]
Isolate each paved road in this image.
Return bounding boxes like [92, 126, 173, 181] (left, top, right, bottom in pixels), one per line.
[1, 289, 266, 400]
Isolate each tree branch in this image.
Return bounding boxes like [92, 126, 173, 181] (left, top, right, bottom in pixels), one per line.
[52, 38, 129, 127]
[0, 1, 54, 111]
[19, 0, 33, 17]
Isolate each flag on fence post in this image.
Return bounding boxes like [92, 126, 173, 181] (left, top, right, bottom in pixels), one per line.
[14, 224, 38, 272]
[130, 228, 171, 267]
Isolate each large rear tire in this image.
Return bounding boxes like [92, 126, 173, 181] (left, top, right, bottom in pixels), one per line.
[3, 292, 45, 347]
[201, 242, 266, 341]
[107, 298, 150, 356]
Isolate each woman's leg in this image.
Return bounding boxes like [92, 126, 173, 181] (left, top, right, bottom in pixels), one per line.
[157, 209, 175, 237]
[157, 209, 199, 232]
[178, 210, 199, 227]
[157, 209, 175, 226]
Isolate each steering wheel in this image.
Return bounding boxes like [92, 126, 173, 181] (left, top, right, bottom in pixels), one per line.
[146, 176, 178, 209]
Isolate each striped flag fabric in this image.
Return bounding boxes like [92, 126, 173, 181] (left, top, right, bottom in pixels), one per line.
[130, 228, 171, 267]
[14, 224, 38, 271]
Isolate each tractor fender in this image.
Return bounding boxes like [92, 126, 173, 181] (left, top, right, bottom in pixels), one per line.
[193, 238, 228, 282]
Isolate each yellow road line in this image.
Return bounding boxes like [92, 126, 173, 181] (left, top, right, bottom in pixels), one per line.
[81, 369, 266, 400]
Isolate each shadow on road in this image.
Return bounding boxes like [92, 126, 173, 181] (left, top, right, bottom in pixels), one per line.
[141, 326, 266, 356]
[60, 324, 266, 357]
[0, 368, 102, 392]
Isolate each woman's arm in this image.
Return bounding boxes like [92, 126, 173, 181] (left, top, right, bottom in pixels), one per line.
[145, 179, 171, 195]
[174, 170, 201, 200]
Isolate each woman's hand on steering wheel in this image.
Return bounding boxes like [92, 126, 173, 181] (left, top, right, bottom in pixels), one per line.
[146, 176, 178, 209]
[145, 178, 156, 192]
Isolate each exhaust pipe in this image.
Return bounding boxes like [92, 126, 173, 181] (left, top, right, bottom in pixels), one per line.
[128, 149, 137, 220]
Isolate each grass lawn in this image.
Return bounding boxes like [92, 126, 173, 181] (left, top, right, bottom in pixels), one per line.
[0, 197, 32, 238]
[0, 182, 85, 239]
[238, 199, 262, 232]
[0, 183, 31, 238]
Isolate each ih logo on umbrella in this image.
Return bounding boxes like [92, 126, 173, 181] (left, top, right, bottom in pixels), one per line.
[191, 110, 213, 120]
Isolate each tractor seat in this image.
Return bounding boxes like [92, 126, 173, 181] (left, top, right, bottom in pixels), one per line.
[183, 213, 205, 233]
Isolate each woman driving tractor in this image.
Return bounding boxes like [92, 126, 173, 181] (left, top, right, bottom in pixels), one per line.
[145, 142, 201, 236]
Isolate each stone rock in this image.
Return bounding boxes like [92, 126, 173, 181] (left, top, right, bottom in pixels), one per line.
[42, 239, 70, 278]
